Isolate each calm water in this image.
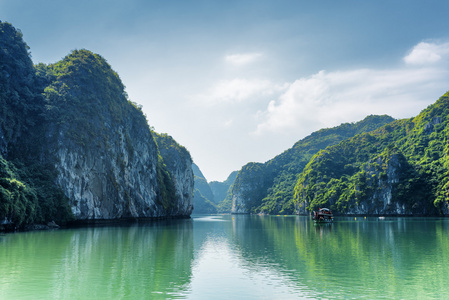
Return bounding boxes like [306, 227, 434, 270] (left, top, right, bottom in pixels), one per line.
[1, 215, 448, 299]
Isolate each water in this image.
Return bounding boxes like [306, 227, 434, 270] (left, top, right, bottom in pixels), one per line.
[1, 215, 448, 299]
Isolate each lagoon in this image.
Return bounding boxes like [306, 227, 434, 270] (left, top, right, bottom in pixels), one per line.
[0, 215, 448, 299]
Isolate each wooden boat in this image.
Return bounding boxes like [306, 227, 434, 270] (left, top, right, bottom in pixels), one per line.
[313, 208, 333, 223]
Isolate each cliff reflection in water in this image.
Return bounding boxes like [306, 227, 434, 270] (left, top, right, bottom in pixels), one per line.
[1, 216, 449, 299]
[227, 215, 449, 299]
[0, 220, 194, 299]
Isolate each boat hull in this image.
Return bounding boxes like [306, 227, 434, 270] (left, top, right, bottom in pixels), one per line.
[313, 208, 334, 223]
[313, 218, 333, 223]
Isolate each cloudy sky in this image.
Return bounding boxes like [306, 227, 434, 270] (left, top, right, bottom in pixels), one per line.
[2, 0, 449, 181]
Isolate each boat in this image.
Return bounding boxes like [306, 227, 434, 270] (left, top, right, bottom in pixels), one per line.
[313, 208, 333, 223]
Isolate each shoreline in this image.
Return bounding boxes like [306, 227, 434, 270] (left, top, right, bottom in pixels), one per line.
[1, 215, 192, 233]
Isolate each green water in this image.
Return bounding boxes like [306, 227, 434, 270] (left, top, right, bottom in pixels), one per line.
[1, 215, 448, 299]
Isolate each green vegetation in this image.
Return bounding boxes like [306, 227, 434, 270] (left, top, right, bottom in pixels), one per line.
[153, 132, 193, 211]
[0, 22, 43, 147]
[294, 92, 449, 215]
[39, 49, 148, 148]
[232, 115, 395, 214]
[0, 22, 74, 227]
[156, 154, 177, 211]
[193, 188, 217, 214]
[153, 132, 192, 171]
[0, 157, 73, 227]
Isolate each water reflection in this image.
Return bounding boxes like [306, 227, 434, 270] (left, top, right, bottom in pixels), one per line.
[0, 216, 448, 299]
[0, 220, 194, 299]
[226, 215, 449, 299]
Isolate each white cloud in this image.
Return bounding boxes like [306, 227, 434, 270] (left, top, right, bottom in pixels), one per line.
[194, 78, 287, 105]
[255, 64, 449, 136]
[225, 53, 263, 66]
[404, 42, 449, 65]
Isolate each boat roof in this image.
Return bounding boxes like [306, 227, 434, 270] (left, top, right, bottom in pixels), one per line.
[319, 208, 331, 211]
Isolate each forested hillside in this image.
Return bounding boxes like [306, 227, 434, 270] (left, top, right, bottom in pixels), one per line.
[294, 92, 449, 215]
[231, 115, 395, 214]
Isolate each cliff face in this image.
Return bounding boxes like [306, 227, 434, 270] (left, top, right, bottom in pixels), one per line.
[162, 149, 194, 216]
[47, 125, 161, 219]
[153, 133, 194, 216]
[41, 50, 193, 220]
[231, 190, 248, 214]
[354, 153, 408, 215]
[231, 163, 268, 214]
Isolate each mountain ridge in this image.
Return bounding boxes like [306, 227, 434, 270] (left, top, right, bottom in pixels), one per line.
[231, 115, 395, 214]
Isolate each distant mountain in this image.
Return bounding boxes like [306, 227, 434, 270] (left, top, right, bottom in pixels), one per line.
[191, 164, 238, 214]
[209, 171, 238, 203]
[210, 171, 238, 212]
[192, 164, 214, 201]
[231, 115, 395, 214]
[192, 163, 217, 213]
[294, 92, 449, 216]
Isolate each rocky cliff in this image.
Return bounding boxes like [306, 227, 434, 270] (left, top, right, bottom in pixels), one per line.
[47, 125, 161, 220]
[153, 133, 194, 216]
[0, 22, 194, 226]
[41, 50, 193, 220]
[231, 163, 269, 214]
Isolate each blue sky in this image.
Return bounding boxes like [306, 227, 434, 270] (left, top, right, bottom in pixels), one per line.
[2, 0, 449, 181]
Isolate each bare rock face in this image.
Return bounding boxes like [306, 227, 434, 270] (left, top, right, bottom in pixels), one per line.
[231, 190, 248, 214]
[346, 153, 406, 215]
[230, 163, 267, 214]
[164, 152, 194, 216]
[49, 125, 161, 220]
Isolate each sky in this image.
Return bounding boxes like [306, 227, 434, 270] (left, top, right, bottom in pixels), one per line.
[2, 0, 449, 181]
